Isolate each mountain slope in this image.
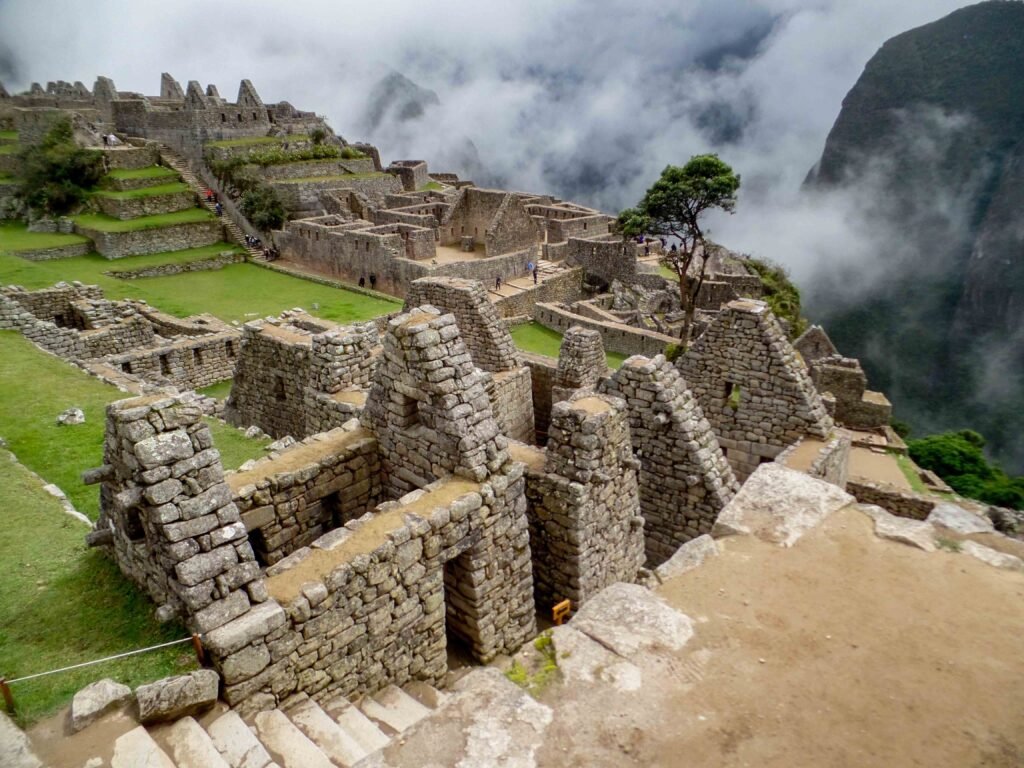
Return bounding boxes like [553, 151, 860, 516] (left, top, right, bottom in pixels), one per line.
[805, 0, 1024, 471]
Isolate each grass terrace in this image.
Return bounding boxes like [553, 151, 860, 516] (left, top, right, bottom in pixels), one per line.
[206, 135, 308, 148]
[0, 222, 91, 253]
[511, 321, 627, 369]
[0, 451, 197, 726]
[0, 244, 401, 324]
[103, 165, 179, 182]
[0, 331, 270, 521]
[419, 181, 444, 191]
[0, 130, 18, 141]
[274, 172, 388, 185]
[197, 379, 234, 400]
[92, 181, 191, 200]
[0, 142, 19, 155]
[72, 209, 215, 232]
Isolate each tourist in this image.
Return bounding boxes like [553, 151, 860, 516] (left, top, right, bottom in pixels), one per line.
[206, 190, 214, 203]
[533, 267, 539, 284]
[369, 274, 377, 289]
[527, 259, 534, 274]
[101, 133, 108, 146]
[495, 275, 502, 290]
[358, 276, 366, 288]
[215, 202, 223, 217]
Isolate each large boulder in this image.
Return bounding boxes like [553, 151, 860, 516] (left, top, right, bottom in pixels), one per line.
[56, 407, 85, 426]
[135, 669, 219, 724]
[0, 711, 43, 768]
[70, 678, 132, 732]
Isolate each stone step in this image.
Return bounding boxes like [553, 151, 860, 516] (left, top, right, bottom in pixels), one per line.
[252, 709, 334, 768]
[111, 725, 176, 768]
[165, 716, 231, 768]
[206, 710, 275, 768]
[286, 697, 373, 767]
[402, 680, 449, 710]
[357, 685, 432, 734]
[322, 695, 391, 755]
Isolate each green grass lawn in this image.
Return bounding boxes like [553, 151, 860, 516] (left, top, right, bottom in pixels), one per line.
[658, 264, 679, 281]
[0, 452, 198, 726]
[274, 172, 387, 184]
[197, 379, 234, 400]
[0, 244, 400, 324]
[418, 181, 444, 191]
[93, 182, 191, 200]
[72, 208, 214, 233]
[0, 331, 269, 521]
[0, 130, 17, 142]
[0, 222, 91, 252]
[510, 322, 627, 369]
[0, 143, 18, 155]
[104, 166, 179, 181]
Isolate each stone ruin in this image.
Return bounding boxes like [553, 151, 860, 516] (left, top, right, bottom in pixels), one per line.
[794, 325, 892, 430]
[226, 310, 380, 440]
[1, 282, 240, 392]
[551, 326, 607, 405]
[678, 299, 833, 480]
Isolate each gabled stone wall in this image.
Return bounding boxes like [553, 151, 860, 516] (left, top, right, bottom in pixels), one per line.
[678, 299, 833, 480]
[552, 326, 607, 405]
[602, 355, 739, 564]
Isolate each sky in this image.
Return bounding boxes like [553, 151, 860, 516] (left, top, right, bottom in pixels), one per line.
[0, 0, 970, 281]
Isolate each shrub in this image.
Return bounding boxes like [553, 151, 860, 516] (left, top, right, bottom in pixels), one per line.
[744, 256, 808, 339]
[240, 185, 286, 231]
[310, 128, 327, 145]
[664, 342, 684, 362]
[890, 419, 912, 439]
[18, 119, 104, 215]
[908, 429, 1024, 509]
[341, 145, 367, 160]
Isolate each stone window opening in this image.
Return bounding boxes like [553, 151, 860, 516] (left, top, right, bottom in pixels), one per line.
[443, 553, 481, 670]
[237, 113, 242, 122]
[274, 375, 286, 401]
[193, 347, 204, 366]
[120, 361, 132, 374]
[225, 341, 235, 358]
[220, 113, 226, 123]
[159, 355, 171, 376]
[124, 507, 146, 542]
[724, 381, 741, 410]
[252, 112, 258, 120]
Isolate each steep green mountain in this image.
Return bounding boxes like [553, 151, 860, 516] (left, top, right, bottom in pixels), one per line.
[805, 0, 1024, 472]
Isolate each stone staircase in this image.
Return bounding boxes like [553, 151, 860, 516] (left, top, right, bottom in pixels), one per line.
[155, 144, 263, 261]
[110, 683, 443, 768]
[535, 257, 570, 277]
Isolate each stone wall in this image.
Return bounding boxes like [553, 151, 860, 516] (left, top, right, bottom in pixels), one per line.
[523, 352, 557, 443]
[493, 268, 583, 319]
[107, 251, 244, 279]
[90, 394, 261, 633]
[95, 189, 196, 220]
[678, 299, 833, 480]
[102, 331, 240, 391]
[75, 220, 224, 259]
[228, 426, 382, 565]
[523, 394, 645, 610]
[486, 193, 542, 256]
[847, 480, 936, 520]
[809, 355, 892, 430]
[794, 324, 838, 364]
[551, 326, 607, 404]
[271, 175, 401, 212]
[102, 145, 160, 170]
[534, 302, 677, 357]
[7, 242, 93, 261]
[601, 355, 739, 565]
[487, 367, 535, 445]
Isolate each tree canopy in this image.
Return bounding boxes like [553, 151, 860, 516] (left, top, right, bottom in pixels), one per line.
[618, 154, 740, 341]
[908, 429, 1024, 509]
[18, 119, 104, 215]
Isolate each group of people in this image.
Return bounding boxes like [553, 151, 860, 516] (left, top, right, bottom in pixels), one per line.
[204, 189, 223, 216]
[244, 234, 263, 249]
[494, 260, 542, 292]
[358, 274, 378, 289]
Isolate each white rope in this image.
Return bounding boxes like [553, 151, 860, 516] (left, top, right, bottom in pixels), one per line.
[6, 636, 196, 684]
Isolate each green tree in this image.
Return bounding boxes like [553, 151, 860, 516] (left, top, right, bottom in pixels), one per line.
[908, 429, 1024, 509]
[240, 185, 286, 232]
[19, 119, 104, 215]
[619, 154, 740, 342]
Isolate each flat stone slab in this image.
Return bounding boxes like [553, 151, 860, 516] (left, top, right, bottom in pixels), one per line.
[961, 540, 1024, 571]
[358, 685, 431, 734]
[712, 463, 854, 546]
[166, 716, 231, 768]
[569, 582, 694, 657]
[206, 710, 274, 768]
[323, 697, 390, 755]
[859, 504, 936, 552]
[927, 502, 995, 535]
[288, 697, 371, 767]
[111, 725, 176, 768]
[253, 709, 334, 768]
[378, 668, 552, 768]
[549, 624, 642, 692]
[0, 711, 43, 768]
[654, 534, 719, 582]
[70, 678, 132, 732]
[135, 669, 220, 724]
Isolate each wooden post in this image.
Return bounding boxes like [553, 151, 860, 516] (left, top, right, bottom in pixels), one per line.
[0, 678, 15, 713]
[191, 634, 205, 666]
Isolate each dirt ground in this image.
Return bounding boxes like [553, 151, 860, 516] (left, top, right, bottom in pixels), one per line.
[536, 506, 1024, 767]
[848, 445, 911, 489]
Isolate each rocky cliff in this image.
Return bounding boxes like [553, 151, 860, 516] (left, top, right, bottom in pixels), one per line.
[805, 0, 1024, 471]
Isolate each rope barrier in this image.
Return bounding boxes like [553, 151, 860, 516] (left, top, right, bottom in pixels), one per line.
[5, 636, 196, 685]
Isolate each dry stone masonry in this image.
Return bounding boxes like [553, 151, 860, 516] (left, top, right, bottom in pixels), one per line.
[551, 325, 608, 405]
[678, 299, 833, 480]
[602, 354, 739, 565]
